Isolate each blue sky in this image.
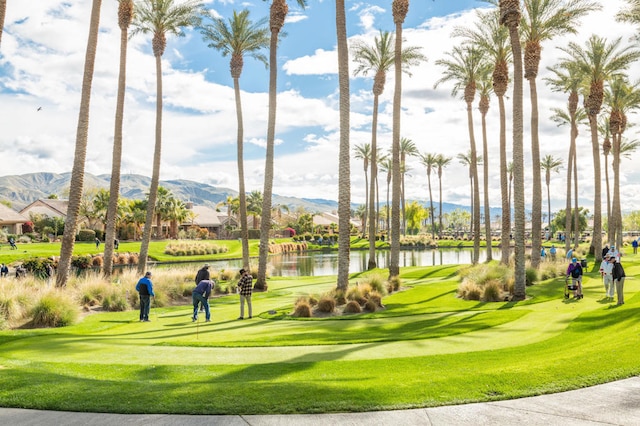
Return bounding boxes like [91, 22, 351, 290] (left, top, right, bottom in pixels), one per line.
[1, 0, 639, 213]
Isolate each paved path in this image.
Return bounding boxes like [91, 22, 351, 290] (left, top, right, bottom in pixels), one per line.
[2, 376, 639, 425]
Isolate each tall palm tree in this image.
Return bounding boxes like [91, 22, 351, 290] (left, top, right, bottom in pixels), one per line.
[419, 152, 438, 239]
[201, 9, 269, 270]
[540, 154, 563, 237]
[352, 30, 425, 268]
[435, 154, 452, 239]
[545, 61, 585, 253]
[456, 6, 511, 264]
[558, 35, 640, 262]
[521, 0, 600, 268]
[477, 73, 493, 260]
[247, 190, 263, 229]
[389, 0, 409, 280]
[458, 151, 482, 238]
[435, 46, 487, 264]
[399, 137, 418, 236]
[165, 196, 190, 238]
[500, 0, 526, 299]
[131, 0, 203, 274]
[0, 0, 6, 48]
[605, 76, 640, 247]
[56, 0, 102, 287]
[353, 143, 371, 239]
[104, 0, 135, 278]
[598, 117, 613, 221]
[256, 0, 307, 291]
[335, 0, 350, 291]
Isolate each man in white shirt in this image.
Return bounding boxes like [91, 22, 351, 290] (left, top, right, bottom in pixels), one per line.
[599, 254, 614, 300]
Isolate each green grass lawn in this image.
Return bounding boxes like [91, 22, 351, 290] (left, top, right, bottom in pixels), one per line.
[0, 254, 638, 415]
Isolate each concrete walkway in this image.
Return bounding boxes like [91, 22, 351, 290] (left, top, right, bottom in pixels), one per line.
[2, 376, 639, 425]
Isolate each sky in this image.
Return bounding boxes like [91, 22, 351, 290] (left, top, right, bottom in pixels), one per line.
[1, 0, 639, 214]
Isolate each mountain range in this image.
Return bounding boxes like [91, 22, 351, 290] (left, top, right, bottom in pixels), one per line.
[0, 172, 500, 218]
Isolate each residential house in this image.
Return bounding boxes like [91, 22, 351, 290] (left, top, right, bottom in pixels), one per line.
[0, 204, 29, 235]
[183, 204, 237, 239]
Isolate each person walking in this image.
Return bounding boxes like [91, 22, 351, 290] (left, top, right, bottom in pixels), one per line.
[195, 264, 210, 312]
[632, 239, 638, 255]
[612, 258, 626, 306]
[599, 254, 614, 300]
[135, 271, 155, 322]
[0, 263, 8, 277]
[192, 279, 214, 322]
[540, 247, 546, 262]
[237, 268, 253, 320]
[566, 258, 583, 299]
[95, 237, 100, 249]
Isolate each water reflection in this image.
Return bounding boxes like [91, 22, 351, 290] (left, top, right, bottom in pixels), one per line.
[171, 248, 502, 277]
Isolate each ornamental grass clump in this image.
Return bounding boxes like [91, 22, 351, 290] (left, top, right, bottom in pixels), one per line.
[363, 274, 387, 296]
[292, 297, 312, 317]
[31, 291, 79, 327]
[316, 295, 336, 313]
[458, 263, 513, 301]
[346, 286, 367, 306]
[102, 288, 130, 311]
[343, 300, 362, 314]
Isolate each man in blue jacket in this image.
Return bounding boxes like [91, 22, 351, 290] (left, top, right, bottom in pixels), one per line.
[192, 279, 214, 322]
[135, 271, 155, 322]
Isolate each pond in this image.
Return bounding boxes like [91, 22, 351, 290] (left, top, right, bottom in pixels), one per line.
[168, 248, 503, 277]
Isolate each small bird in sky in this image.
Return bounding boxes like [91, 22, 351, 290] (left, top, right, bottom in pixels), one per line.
[37, 106, 42, 111]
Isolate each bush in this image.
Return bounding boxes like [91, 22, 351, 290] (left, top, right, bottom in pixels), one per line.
[368, 291, 384, 308]
[293, 300, 312, 317]
[364, 299, 378, 312]
[525, 267, 538, 286]
[77, 229, 96, 242]
[102, 289, 130, 312]
[31, 292, 79, 327]
[316, 295, 336, 313]
[458, 281, 482, 300]
[364, 274, 387, 296]
[482, 280, 502, 302]
[343, 300, 362, 314]
[389, 276, 401, 292]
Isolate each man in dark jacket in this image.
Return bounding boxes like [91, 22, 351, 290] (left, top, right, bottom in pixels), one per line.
[612, 258, 626, 306]
[195, 264, 210, 312]
[135, 271, 155, 322]
[192, 279, 214, 322]
[237, 269, 253, 320]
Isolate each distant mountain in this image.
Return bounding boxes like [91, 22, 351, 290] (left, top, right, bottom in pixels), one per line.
[0, 172, 500, 217]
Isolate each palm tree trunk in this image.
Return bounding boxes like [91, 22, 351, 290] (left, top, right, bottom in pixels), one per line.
[499, 95, 510, 264]
[0, 0, 6, 48]
[104, 16, 129, 278]
[137, 53, 163, 275]
[588, 115, 603, 262]
[427, 173, 434, 240]
[56, 0, 102, 287]
[481, 110, 491, 261]
[256, 21, 281, 291]
[605, 151, 613, 244]
[529, 78, 542, 268]
[438, 174, 444, 239]
[368, 95, 379, 269]
[234, 77, 250, 269]
[573, 146, 579, 249]
[565, 131, 573, 253]
[362, 167, 368, 239]
[507, 24, 526, 300]
[466, 102, 480, 264]
[612, 133, 622, 247]
[336, 0, 350, 291]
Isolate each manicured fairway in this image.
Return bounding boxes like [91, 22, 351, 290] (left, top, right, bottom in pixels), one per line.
[0, 261, 638, 415]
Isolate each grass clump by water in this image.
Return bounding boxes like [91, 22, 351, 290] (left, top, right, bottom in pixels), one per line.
[458, 263, 513, 301]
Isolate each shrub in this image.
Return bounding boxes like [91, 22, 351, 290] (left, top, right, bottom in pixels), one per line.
[458, 281, 482, 300]
[346, 286, 366, 306]
[31, 292, 79, 327]
[331, 289, 347, 306]
[364, 274, 387, 296]
[482, 280, 502, 302]
[293, 301, 312, 317]
[389, 276, 401, 292]
[525, 267, 538, 286]
[364, 299, 378, 312]
[102, 289, 130, 311]
[316, 295, 336, 313]
[343, 300, 362, 314]
[368, 291, 384, 308]
[77, 229, 96, 242]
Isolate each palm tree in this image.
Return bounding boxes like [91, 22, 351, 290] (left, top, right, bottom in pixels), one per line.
[521, 0, 600, 268]
[153, 186, 172, 239]
[559, 35, 640, 262]
[477, 72, 493, 260]
[353, 143, 371, 239]
[104, 0, 135, 277]
[540, 155, 563, 237]
[0, 0, 6, 48]
[379, 156, 393, 235]
[399, 137, 418, 236]
[247, 190, 263, 229]
[389, 0, 409, 280]
[352, 29, 425, 267]
[500, 0, 526, 299]
[545, 61, 585, 252]
[435, 46, 487, 264]
[335, 0, 350, 291]
[125, 199, 148, 240]
[455, 6, 511, 264]
[131, 0, 203, 274]
[56, 0, 102, 287]
[597, 117, 613, 221]
[435, 154, 451, 239]
[165, 196, 191, 238]
[419, 152, 438, 239]
[617, 0, 640, 40]
[256, 0, 307, 291]
[605, 76, 640, 247]
[457, 151, 482, 238]
[201, 9, 269, 270]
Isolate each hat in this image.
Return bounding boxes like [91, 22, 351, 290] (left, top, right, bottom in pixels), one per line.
[145, 271, 152, 277]
[203, 264, 210, 269]
[571, 258, 577, 262]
